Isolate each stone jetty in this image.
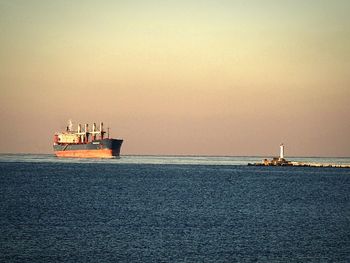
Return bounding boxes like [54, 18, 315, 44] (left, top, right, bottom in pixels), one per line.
[248, 159, 350, 168]
[248, 144, 350, 168]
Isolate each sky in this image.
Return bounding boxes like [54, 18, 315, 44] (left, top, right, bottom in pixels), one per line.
[1, 0, 349, 156]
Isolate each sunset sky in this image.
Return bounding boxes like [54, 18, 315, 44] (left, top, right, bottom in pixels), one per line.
[1, 0, 349, 156]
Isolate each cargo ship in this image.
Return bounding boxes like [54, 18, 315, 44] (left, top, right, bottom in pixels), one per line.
[53, 121, 123, 158]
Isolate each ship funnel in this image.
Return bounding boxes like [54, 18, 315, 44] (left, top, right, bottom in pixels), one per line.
[78, 124, 81, 133]
[85, 123, 89, 132]
[68, 119, 73, 131]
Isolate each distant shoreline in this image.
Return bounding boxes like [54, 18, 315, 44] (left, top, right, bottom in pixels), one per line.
[1, 153, 350, 159]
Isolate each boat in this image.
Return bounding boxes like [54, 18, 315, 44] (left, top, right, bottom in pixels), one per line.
[53, 121, 123, 158]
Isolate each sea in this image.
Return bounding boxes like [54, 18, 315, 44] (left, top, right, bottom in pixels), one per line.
[1, 154, 350, 262]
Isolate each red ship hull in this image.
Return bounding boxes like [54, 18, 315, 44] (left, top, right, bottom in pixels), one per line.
[53, 138, 123, 158]
[54, 149, 118, 158]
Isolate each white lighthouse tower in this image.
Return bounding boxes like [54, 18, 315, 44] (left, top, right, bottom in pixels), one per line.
[279, 143, 285, 160]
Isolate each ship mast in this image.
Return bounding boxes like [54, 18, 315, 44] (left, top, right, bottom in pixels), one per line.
[82, 122, 106, 140]
[64, 121, 107, 143]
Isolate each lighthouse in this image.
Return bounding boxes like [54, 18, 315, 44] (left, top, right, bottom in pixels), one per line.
[279, 143, 285, 160]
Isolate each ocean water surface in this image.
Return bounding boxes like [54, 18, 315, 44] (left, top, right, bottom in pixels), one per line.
[1, 154, 350, 262]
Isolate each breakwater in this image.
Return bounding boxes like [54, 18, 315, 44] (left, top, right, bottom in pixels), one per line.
[248, 158, 350, 168]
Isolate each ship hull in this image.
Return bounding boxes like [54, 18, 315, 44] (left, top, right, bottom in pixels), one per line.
[53, 139, 123, 158]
